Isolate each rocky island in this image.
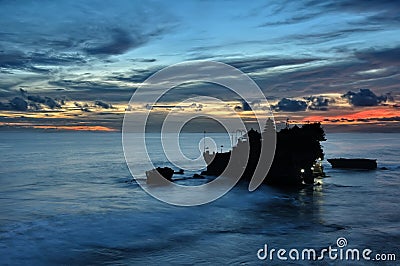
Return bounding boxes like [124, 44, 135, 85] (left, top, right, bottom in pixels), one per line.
[202, 119, 326, 186]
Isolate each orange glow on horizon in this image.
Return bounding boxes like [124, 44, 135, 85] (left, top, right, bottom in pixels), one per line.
[302, 107, 400, 124]
[0, 122, 117, 131]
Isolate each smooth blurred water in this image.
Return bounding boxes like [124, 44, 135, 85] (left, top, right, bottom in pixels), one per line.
[0, 132, 399, 265]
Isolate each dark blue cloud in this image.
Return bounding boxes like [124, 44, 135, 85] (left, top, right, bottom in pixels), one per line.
[259, 0, 400, 27]
[74, 102, 91, 112]
[285, 27, 383, 45]
[0, 50, 86, 73]
[9, 97, 28, 111]
[0, 0, 173, 76]
[0, 97, 28, 111]
[234, 100, 252, 112]
[355, 47, 400, 67]
[94, 100, 113, 109]
[84, 28, 167, 56]
[1, 89, 65, 111]
[47, 79, 134, 101]
[109, 67, 161, 83]
[305, 96, 331, 111]
[273, 98, 307, 112]
[27, 95, 61, 109]
[342, 89, 387, 107]
[226, 57, 319, 74]
[322, 0, 400, 24]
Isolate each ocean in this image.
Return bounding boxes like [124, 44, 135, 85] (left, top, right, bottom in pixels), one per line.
[0, 132, 399, 265]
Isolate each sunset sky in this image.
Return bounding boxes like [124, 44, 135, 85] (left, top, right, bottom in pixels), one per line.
[0, 0, 399, 132]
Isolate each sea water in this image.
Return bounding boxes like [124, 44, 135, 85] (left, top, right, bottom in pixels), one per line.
[0, 132, 399, 265]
